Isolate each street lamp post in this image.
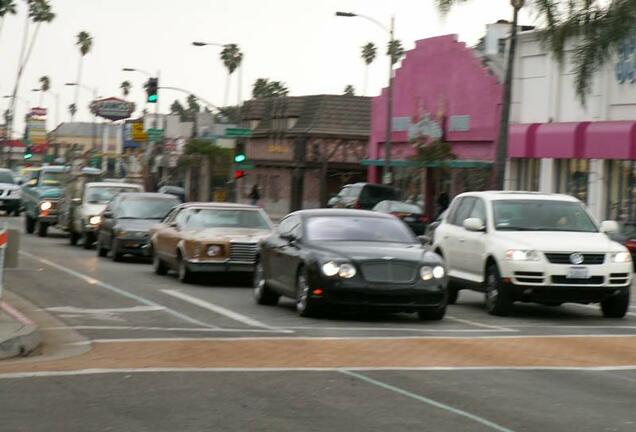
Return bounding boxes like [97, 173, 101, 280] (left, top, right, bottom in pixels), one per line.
[336, 11, 395, 185]
[65, 82, 98, 151]
[192, 41, 244, 107]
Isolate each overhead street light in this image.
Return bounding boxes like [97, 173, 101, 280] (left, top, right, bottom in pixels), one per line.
[122, 67, 153, 77]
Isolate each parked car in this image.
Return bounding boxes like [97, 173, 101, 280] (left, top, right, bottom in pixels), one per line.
[327, 183, 400, 210]
[65, 181, 144, 248]
[158, 185, 185, 203]
[150, 202, 274, 283]
[433, 191, 632, 317]
[21, 165, 67, 237]
[608, 222, 636, 270]
[96, 193, 180, 261]
[372, 200, 428, 235]
[254, 209, 447, 319]
[422, 209, 448, 245]
[0, 168, 22, 216]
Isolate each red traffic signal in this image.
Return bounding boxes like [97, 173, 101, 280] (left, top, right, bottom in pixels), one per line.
[233, 170, 246, 180]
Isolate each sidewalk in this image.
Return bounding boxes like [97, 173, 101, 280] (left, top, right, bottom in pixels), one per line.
[0, 297, 41, 360]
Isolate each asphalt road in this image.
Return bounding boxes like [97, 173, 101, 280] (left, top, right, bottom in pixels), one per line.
[1, 215, 636, 432]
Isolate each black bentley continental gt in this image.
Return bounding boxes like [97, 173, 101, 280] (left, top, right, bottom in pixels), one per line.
[254, 209, 448, 319]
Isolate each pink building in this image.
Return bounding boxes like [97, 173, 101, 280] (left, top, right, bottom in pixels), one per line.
[367, 34, 503, 216]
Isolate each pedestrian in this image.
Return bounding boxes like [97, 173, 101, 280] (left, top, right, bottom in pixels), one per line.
[249, 184, 261, 206]
[437, 191, 450, 216]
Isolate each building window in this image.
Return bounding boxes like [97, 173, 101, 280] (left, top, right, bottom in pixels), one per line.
[606, 160, 636, 222]
[555, 159, 589, 203]
[514, 158, 540, 191]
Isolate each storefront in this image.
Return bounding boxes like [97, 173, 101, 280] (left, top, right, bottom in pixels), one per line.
[367, 34, 502, 217]
[507, 30, 636, 222]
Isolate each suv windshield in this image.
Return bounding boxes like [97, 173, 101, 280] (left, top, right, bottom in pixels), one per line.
[119, 198, 179, 219]
[0, 171, 15, 184]
[183, 209, 270, 230]
[306, 216, 416, 243]
[40, 171, 64, 186]
[86, 187, 140, 204]
[389, 202, 421, 213]
[493, 200, 598, 233]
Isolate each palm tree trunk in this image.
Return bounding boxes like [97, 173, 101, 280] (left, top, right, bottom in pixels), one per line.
[8, 12, 31, 137]
[364, 65, 369, 96]
[493, 6, 520, 190]
[0, 19, 5, 46]
[224, 71, 231, 107]
[74, 57, 84, 121]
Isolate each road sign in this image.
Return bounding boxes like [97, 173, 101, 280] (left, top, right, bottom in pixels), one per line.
[225, 128, 252, 138]
[131, 123, 146, 141]
[234, 163, 255, 170]
[147, 128, 164, 142]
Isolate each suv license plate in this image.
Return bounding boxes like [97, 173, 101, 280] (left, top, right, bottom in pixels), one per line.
[567, 267, 590, 279]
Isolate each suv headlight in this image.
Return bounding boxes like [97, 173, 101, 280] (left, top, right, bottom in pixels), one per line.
[505, 250, 540, 261]
[321, 261, 357, 279]
[39, 201, 52, 211]
[421, 265, 445, 280]
[89, 215, 101, 225]
[612, 252, 632, 263]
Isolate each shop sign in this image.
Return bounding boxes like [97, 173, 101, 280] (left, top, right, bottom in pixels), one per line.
[449, 115, 471, 132]
[408, 114, 443, 142]
[30, 107, 47, 117]
[90, 97, 135, 121]
[267, 143, 289, 154]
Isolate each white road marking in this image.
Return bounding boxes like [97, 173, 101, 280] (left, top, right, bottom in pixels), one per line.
[20, 251, 216, 329]
[282, 326, 504, 333]
[340, 370, 516, 432]
[161, 289, 288, 332]
[2, 365, 636, 380]
[44, 306, 165, 314]
[41, 326, 289, 333]
[446, 315, 516, 332]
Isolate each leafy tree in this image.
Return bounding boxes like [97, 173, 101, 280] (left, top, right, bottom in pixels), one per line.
[187, 94, 200, 115]
[68, 103, 77, 120]
[0, 0, 17, 43]
[361, 42, 377, 95]
[343, 85, 355, 96]
[252, 78, 289, 98]
[170, 99, 186, 121]
[73, 30, 93, 119]
[38, 75, 49, 105]
[120, 80, 131, 99]
[387, 39, 405, 65]
[220, 43, 243, 106]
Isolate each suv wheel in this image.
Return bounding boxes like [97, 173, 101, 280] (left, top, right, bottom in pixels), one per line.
[37, 222, 48, 237]
[484, 264, 513, 316]
[601, 291, 630, 318]
[25, 215, 35, 234]
[69, 231, 80, 246]
[447, 281, 459, 305]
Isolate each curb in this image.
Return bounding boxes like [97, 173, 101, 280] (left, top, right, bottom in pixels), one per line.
[0, 301, 41, 360]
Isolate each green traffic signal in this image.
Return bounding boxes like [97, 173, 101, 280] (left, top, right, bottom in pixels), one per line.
[147, 94, 158, 103]
[234, 153, 246, 163]
[23, 153, 32, 160]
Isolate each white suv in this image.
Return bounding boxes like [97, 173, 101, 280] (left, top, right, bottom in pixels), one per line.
[433, 192, 632, 317]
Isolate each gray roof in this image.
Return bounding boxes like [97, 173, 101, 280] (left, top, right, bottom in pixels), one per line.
[49, 122, 121, 138]
[243, 95, 371, 138]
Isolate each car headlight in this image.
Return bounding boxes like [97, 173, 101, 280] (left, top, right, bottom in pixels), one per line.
[206, 245, 223, 257]
[505, 250, 540, 261]
[39, 201, 52, 211]
[321, 261, 340, 277]
[89, 215, 101, 225]
[612, 251, 632, 263]
[338, 263, 357, 279]
[10, 189, 20, 197]
[420, 265, 445, 280]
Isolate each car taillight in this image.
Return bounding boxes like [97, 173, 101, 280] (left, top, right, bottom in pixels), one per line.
[625, 240, 636, 251]
[353, 201, 361, 209]
[390, 212, 402, 218]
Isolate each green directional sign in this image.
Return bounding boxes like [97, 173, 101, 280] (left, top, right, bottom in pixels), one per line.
[225, 128, 252, 138]
[234, 163, 255, 170]
[147, 128, 164, 142]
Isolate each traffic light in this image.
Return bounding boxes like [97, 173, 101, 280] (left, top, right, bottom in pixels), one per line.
[23, 145, 33, 160]
[146, 78, 158, 103]
[234, 139, 246, 163]
[234, 152, 246, 163]
[233, 169, 246, 180]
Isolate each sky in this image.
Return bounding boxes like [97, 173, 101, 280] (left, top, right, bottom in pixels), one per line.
[0, 0, 537, 135]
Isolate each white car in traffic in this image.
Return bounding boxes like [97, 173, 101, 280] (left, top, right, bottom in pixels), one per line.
[433, 191, 632, 317]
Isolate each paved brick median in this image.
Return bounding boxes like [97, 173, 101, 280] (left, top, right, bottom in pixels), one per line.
[1, 336, 636, 373]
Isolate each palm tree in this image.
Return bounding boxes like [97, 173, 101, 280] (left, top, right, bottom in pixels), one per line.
[68, 103, 77, 121]
[0, 0, 17, 45]
[220, 43, 243, 106]
[73, 31, 93, 118]
[387, 39, 405, 65]
[361, 42, 377, 96]
[38, 75, 50, 106]
[8, 0, 54, 136]
[344, 85, 355, 96]
[120, 80, 131, 99]
[252, 78, 289, 99]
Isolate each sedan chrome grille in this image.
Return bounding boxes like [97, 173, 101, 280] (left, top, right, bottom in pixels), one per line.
[230, 242, 258, 263]
[360, 260, 418, 283]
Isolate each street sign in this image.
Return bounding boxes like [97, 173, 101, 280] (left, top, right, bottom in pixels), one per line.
[225, 128, 252, 138]
[234, 163, 255, 170]
[90, 97, 135, 121]
[131, 123, 147, 141]
[147, 128, 164, 142]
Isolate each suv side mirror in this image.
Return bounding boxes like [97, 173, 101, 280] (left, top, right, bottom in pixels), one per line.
[281, 232, 297, 243]
[464, 218, 486, 232]
[103, 211, 113, 219]
[601, 220, 619, 234]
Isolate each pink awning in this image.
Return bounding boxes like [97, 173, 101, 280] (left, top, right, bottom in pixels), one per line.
[508, 123, 539, 158]
[585, 121, 636, 159]
[534, 122, 589, 159]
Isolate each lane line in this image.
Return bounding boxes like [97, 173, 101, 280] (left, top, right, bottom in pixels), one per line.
[41, 326, 290, 333]
[2, 365, 636, 380]
[446, 315, 516, 332]
[20, 251, 216, 329]
[0, 301, 35, 325]
[282, 326, 504, 333]
[340, 370, 515, 432]
[161, 289, 289, 332]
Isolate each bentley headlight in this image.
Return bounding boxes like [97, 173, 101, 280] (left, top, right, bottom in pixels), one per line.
[89, 215, 101, 225]
[39, 201, 52, 211]
[338, 263, 357, 279]
[433, 266, 445, 279]
[612, 252, 632, 263]
[321, 261, 340, 277]
[420, 266, 434, 281]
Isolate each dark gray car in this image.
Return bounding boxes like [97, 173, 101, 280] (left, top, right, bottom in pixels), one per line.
[96, 193, 180, 261]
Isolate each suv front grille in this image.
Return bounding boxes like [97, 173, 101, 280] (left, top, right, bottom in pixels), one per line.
[230, 242, 258, 263]
[544, 253, 605, 265]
